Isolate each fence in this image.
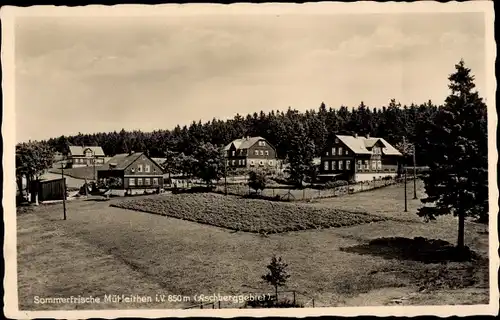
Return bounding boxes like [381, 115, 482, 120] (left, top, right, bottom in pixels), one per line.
[182, 290, 316, 309]
[214, 177, 413, 202]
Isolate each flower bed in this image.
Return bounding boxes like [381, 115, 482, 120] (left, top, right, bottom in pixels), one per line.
[110, 193, 386, 234]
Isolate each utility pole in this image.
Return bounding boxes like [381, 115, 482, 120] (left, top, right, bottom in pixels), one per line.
[93, 150, 96, 181]
[61, 161, 67, 220]
[224, 158, 228, 195]
[404, 167, 408, 212]
[412, 144, 417, 199]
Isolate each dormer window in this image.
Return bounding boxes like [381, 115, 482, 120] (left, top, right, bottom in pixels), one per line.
[137, 164, 143, 172]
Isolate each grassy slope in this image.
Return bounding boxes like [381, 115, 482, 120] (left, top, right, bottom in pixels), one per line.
[48, 166, 98, 180]
[17, 184, 489, 310]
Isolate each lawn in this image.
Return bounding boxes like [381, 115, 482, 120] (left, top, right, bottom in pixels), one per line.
[48, 166, 100, 181]
[110, 193, 386, 233]
[16, 182, 490, 310]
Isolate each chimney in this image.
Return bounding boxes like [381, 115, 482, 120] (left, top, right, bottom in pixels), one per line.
[366, 133, 370, 139]
[353, 133, 358, 138]
[129, 150, 135, 155]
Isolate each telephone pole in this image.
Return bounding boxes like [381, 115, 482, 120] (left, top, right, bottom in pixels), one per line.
[412, 144, 417, 199]
[61, 161, 67, 220]
[404, 167, 408, 212]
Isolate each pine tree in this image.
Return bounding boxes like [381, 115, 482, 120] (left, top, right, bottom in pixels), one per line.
[418, 60, 488, 253]
[261, 255, 290, 302]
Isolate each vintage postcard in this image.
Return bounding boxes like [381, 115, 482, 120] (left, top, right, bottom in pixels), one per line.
[2, 1, 498, 318]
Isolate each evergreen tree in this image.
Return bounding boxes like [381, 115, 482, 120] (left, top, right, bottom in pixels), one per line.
[418, 60, 488, 252]
[285, 120, 316, 186]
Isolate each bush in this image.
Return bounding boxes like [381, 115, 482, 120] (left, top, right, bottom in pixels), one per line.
[248, 170, 267, 193]
[324, 180, 348, 189]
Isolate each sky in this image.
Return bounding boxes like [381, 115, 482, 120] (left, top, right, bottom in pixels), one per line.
[14, 11, 487, 143]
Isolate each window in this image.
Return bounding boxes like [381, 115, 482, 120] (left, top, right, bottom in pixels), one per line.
[242, 159, 246, 166]
[232, 151, 235, 156]
[254, 150, 259, 156]
[260, 150, 264, 156]
[338, 147, 343, 155]
[131, 168, 135, 173]
[345, 150, 349, 155]
[357, 160, 363, 170]
[265, 150, 269, 156]
[145, 164, 150, 173]
[338, 160, 343, 170]
[250, 160, 255, 166]
[238, 159, 241, 165]
[346, 160, 351, 170]
[137, 164, 143, 172]
[377, 160, 382, 170]
[129, 178, 135, 186]
[144, 178, 150, 185]
[232, 160, 236, 165]
[259, 160, 264, 166]
[268, 160, 273, 166]
[324, 161, 329, 171]
[226, 160, 230, 166]
[152, 178, 158, 185]
[332, 148, 336, 156]
[259, 141, 266, 146]
[138, 178, 143, 186]
[365, 160, 370, 170]
[332, 161, 337, 170]
[326, 151, 329, 156]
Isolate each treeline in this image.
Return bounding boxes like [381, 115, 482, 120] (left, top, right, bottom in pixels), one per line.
[44, 99, 440, 166]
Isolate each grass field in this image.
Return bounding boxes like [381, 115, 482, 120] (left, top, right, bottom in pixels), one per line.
[16, 181, 490, 310]
[48, 166, 100, 181]
[111, 193, 386, 233]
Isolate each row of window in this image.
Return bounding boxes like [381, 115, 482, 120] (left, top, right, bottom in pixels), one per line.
[131, 164, 156, 173]
[231, 150, 270, 156]
[325, 147, 348, 156]
[258, 141, 266, 146]
[228, 159, 274, 166]
[128, 177, 159, 186]
[324, 160, 352, 171]
[74, 158, 103, 164]
[323, 160, 384, 171]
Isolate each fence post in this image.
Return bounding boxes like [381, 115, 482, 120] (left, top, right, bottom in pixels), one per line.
[293, 291, 296, 305]
[312, 298, 315, 307]
[219, 301, 221, 309]
[212, 302, 215, 309]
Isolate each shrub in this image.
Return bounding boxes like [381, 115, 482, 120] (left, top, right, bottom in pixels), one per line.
[248, 170, 267, 193]
[325, 180, 348, 189]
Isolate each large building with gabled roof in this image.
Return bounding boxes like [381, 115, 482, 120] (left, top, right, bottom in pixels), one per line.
[318, 133, 403, 182]
[97, 151, 164, 191]
[67, 145, 106, 168]
[224, 136, 278, 169]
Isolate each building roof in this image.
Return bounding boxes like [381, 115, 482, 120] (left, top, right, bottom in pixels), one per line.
[224, 136, 267, 151]
[68, 146, 105, 157]
[336, 135, 402, 156]
[98, 152, 143, 171]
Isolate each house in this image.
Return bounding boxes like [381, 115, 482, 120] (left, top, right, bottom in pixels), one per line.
[318, 133, 403, 182]
[67, 146, 106, 168]
[97, 151, 164, 192]
[223, 136, 278, 169]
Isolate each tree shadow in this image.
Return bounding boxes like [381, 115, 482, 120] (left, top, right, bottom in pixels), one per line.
[340, 236, 480, 263]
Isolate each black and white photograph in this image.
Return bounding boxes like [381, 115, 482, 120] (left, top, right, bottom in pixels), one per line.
[2, 2, 498, 318]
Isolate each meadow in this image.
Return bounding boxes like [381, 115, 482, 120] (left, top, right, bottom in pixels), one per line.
[16, 181, 489, 310]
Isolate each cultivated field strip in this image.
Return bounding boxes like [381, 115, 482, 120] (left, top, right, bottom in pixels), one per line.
[111, 193, 386, 234]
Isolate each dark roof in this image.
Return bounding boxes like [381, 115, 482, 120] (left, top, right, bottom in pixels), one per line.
[69, 146, 105, 156]
[98, 152, 143, 171]
[224, 136, 268, 151]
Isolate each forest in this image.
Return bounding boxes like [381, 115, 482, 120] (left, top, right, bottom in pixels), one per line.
[43, 98, 439, 167]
